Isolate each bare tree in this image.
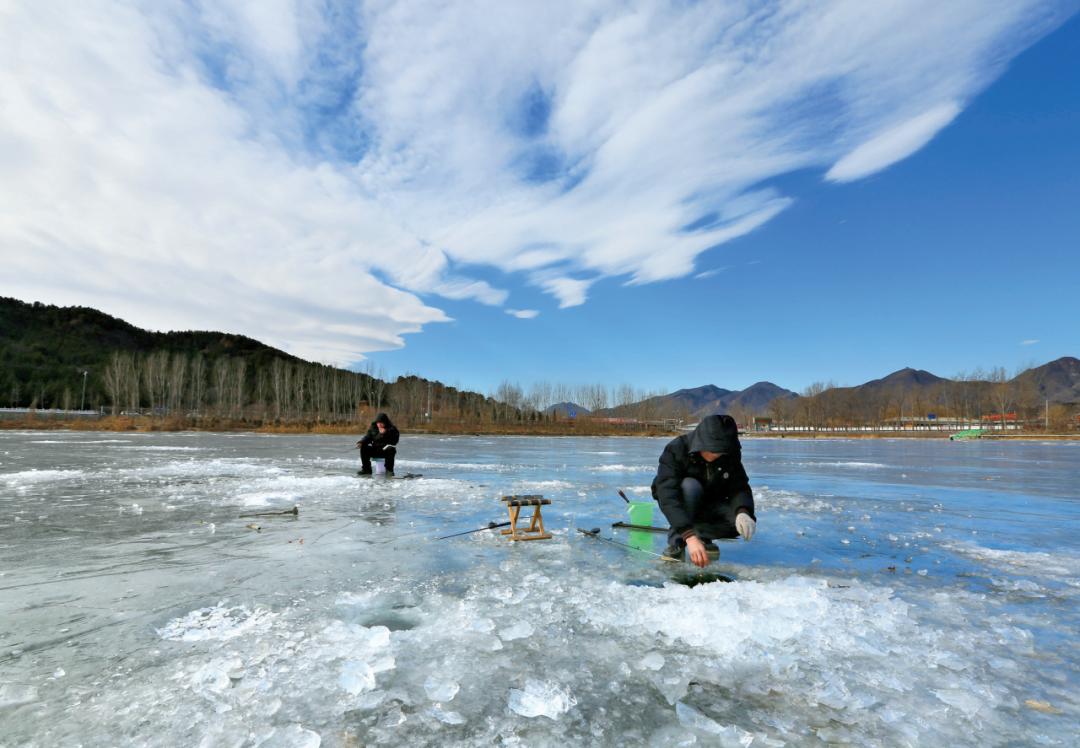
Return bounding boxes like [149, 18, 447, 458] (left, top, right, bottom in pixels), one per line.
[584, 383, 609, 413]
[143, 350, 170, 413]
[271, 358, 286, 420]
[373, 367, 387, 412]
[189, 354, 206, 414]
[125, 354, 140, 413]
[169, 353, 188, 414]
[102, 351, 126, 415]
[988, 366, 1012, 431]
[615, 383, 637, 410]
[213, 358, 231, 417]
[231, 358, 247, 418]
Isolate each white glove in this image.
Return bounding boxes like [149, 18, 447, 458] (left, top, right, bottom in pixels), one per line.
[735, 513, 755, 541]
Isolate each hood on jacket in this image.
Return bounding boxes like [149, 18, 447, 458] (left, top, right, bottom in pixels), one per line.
[688, 414, 741, 455]
[374, 412, 394, 428]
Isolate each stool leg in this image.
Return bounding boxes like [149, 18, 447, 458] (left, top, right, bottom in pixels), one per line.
[509, 505, 520, 539]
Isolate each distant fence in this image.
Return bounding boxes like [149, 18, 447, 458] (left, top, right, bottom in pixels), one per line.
[756, 423, 1022, 433]
[0, 408, 103, 421]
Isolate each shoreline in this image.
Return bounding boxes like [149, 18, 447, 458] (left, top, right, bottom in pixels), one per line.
[1, 417, 1077, 440]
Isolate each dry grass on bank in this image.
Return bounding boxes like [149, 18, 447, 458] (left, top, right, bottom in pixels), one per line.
[0, 416, 678, 438]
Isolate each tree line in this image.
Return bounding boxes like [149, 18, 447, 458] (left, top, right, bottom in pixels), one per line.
[6, 346, 689, 432]
[768, 366, 1076, 431]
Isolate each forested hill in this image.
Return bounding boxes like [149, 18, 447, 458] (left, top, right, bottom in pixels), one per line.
[0, 297, 500, 428]
[0, 296, 307, 409]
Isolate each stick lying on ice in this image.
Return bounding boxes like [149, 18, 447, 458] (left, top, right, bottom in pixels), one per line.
[239, 506, 299, 518]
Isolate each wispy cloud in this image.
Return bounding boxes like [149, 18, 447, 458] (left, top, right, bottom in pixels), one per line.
[507, 309, 539, 319]
[0, 1, 1070, 363]
[826, 102, 962, 182]
[694, 268, 727, 280]
[1021, 339, 1040, 346]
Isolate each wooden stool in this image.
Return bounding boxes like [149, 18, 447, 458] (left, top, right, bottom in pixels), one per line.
[500, 495, 552, 541]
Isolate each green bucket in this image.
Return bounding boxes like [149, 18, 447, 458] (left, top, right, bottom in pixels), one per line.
[627, 500, 654, 527]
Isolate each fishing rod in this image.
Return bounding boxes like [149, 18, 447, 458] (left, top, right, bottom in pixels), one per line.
[239, 506, 300, 518]
[617, 489, 630, 503]
[576, 527, 681, 562]
[611, 521, 669, 533]
[436, 520, 512, 540]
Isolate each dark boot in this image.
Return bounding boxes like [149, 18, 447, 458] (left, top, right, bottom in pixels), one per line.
[662, 544, 685, 561]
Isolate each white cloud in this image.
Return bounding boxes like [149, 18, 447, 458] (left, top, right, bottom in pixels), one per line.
[694, 268, 727, 280]
[1021, 339, 1040, 346]
[532, 274, 595, 309]
[826, 102, 962, 182]
[507, 309, 539, 319]
[0, 1, 1070, 363]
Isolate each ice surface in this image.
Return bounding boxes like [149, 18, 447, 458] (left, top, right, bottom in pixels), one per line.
[507, 678, 576, 719]
[255, 724, 321, 747]
[424, 675, 460, 702]
[499, 620, 534, 641]
[945, 541, 1080, 578]
[0, 468, 83, 487]
[157, 603, 277, 641]
[0, 683, 39, 708]
[675, 702, 757, 746]
[592, 463, 654, 472]
[2, 432, 1078, 745]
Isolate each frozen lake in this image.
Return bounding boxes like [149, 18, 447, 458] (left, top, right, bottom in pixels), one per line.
[1, 430, 1078, 746]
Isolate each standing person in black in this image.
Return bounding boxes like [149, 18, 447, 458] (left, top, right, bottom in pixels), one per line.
[651, 414, 756, 567]
[357, 413, 400, 476]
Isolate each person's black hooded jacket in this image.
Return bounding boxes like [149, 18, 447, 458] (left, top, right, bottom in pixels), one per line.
[360, 413, 400, 449]
[651, 414, 754, 540]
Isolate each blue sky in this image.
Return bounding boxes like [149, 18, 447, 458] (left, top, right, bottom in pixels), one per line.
[2, 2, 1077, 402]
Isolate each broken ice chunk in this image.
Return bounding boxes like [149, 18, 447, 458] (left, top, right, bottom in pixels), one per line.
[507, 679, 576, 719]
[428, 703, 466, 725]
[424, 675, 460, 702]
[640, 652, 665, 671]
[675, 702, 754, 746]
[500, 620, 534, 641]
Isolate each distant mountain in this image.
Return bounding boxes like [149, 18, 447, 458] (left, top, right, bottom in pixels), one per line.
[545, 402, 590, 417]
[720, 381, 798, 414]
[665, 384, 734, 415]
[1012, 357, 1080, 404]
[857, 367, 947, 393]
[599, 382, 796, 420]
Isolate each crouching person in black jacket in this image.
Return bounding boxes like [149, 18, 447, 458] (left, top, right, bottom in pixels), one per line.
[651, 414, 756, 567]
[357, 413, 400, 476]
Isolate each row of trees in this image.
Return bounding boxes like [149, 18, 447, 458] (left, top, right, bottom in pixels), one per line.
[770, 367, 1076, 431]
[46, 352, 685, 431]
[10, 344, 1077, 433]
[98, 351, 390, 423]
[490, 380, 681, 422]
